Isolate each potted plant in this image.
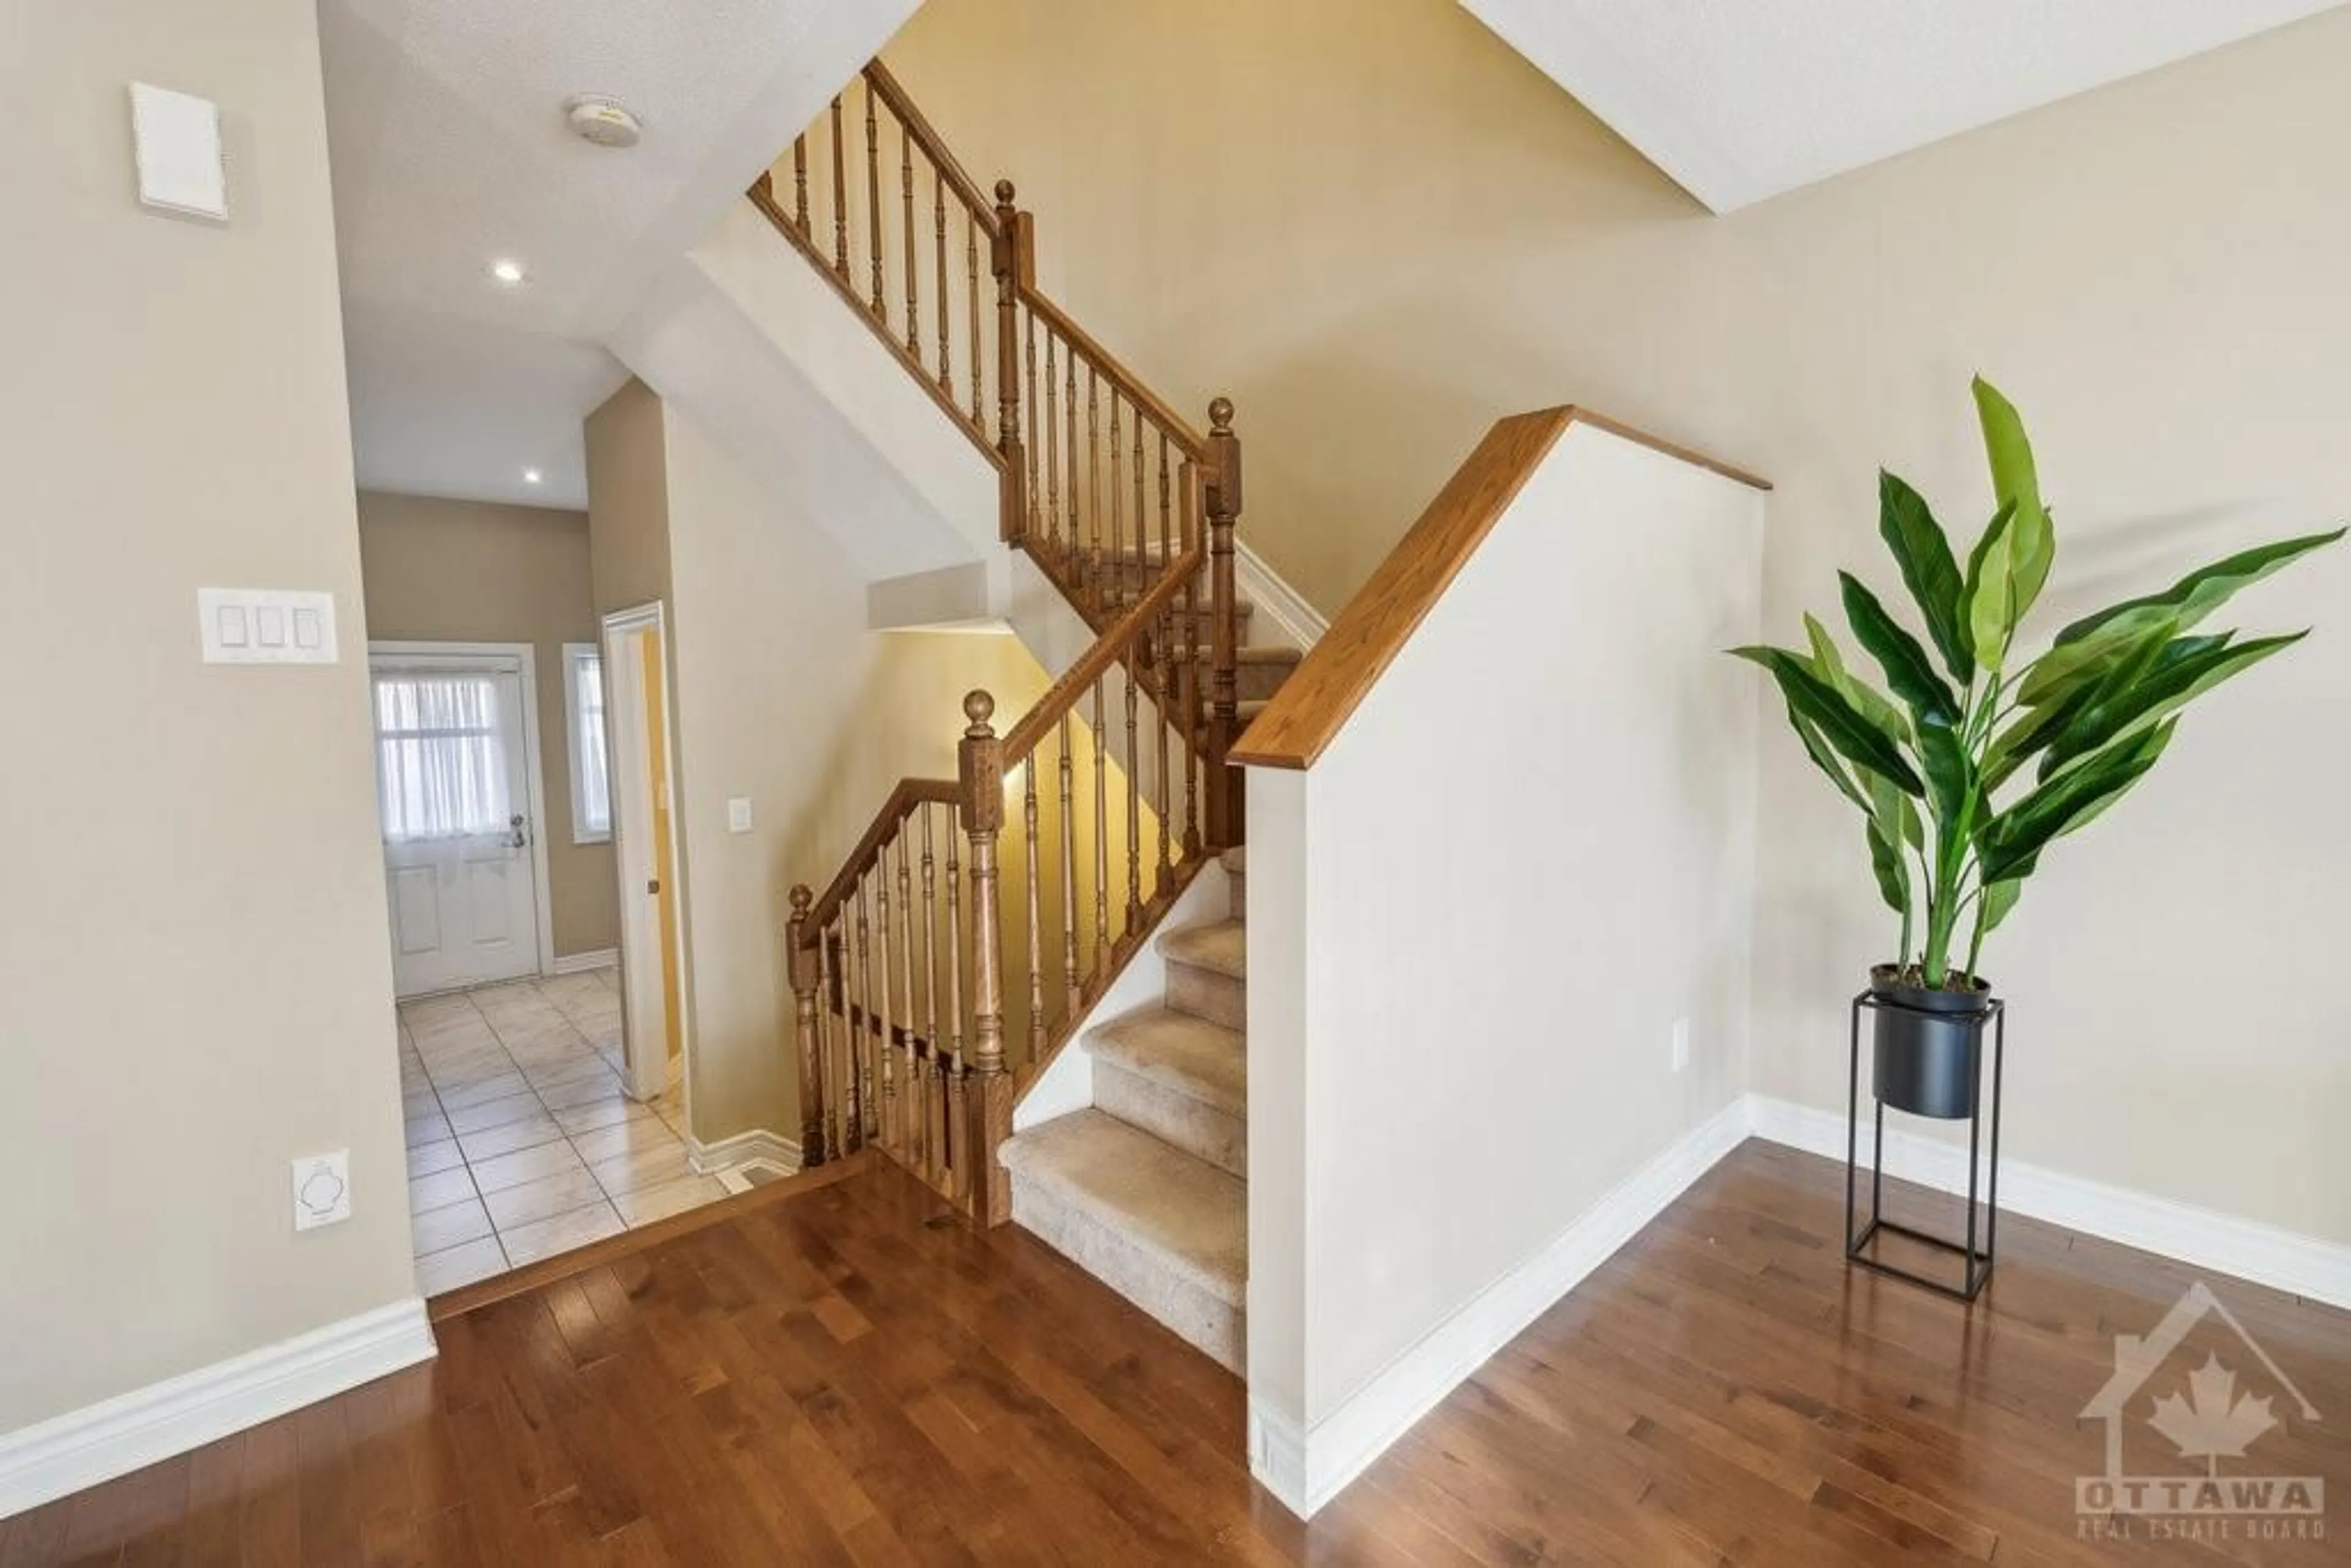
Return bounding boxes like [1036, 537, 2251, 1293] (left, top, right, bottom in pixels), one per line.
[1735, 378, 2339, 1120]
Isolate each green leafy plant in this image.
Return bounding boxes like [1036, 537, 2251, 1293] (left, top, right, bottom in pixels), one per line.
[1734, 378, 2340, 991]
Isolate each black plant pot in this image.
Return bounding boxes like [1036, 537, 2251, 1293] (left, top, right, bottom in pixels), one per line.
[1868, 965, 1995, 1120]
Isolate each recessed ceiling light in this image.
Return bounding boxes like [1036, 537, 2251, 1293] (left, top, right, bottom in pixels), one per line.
[522, 468, 544, 486]
[489, 258, 527, 285]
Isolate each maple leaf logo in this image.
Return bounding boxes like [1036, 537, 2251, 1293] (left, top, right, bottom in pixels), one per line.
[2146, 1354, 2277, 1475]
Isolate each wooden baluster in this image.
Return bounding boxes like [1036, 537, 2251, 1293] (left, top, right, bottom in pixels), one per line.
[1058, 713, 1079, 1011]
[787, 887, 824, 1165]
[829, 98, 849, 279]
[934, 171, 951, 397]
[875, 842, 896, 1151]
[1155, 430, 1174, 891]
[792, 136, 810, 238]
[1044, 333, 1060, 558]
[945, 795, 966, 1201]
[894, 830, 917, 1168]
[966, 214, 982, 427]
[1124, 636, 1142, 933]
[901, 124, 919, 360]
[1205, 397, 1245, 849]
[991, 182, 1026, 540]
[855, 871, 874, 1142]
[1024, 309, 1040, 542]
[958, 691, 1012, 1226]
[1109, 394, 1124, 592]
[1087, 369, 1103, 601]
[1023, 740, 1044, 1059]
[825, 928, 855, 1152]
[1180, 460, 1202, 857]
[1092, 677, 1110, 969]
[864, 79, 883, 320]
[1134, 408, 1148, 583]
[921, 803, 945, 1187]
[1065, 348, 1081, 595]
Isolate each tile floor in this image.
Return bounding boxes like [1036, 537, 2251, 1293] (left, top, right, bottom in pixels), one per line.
[399, 970, 727, 1295]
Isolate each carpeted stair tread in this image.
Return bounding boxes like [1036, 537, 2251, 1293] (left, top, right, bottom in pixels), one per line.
[998, 1111, 1245, 1306]
[1158, 920, 1247, 980]
[1087, 1007, 1245, 1118]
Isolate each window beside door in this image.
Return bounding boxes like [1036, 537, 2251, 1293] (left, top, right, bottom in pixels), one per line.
[564, 643, 612, 844]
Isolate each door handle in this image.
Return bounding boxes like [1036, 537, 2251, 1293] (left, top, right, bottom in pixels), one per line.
[509, 813, 530, 850]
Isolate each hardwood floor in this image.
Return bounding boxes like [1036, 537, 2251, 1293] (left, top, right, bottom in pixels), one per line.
[9, 1140, 2346, 1564]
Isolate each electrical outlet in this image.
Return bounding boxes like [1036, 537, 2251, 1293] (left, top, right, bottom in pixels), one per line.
[1671, 1018, 1692, 1075]
[293, 1150, 351, 1231]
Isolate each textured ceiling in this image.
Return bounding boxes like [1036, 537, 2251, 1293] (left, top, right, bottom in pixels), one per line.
[322, 0, 914, 508]
[1461, 0, 2349, 212]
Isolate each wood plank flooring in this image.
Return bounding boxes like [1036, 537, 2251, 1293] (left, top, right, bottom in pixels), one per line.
[8, 1139, 2346, 1564]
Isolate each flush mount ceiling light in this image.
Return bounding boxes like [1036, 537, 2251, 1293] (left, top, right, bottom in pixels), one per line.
[489, 258, 527, 285]
[564, 95, 643, 149]
[522, 468, 544, 486]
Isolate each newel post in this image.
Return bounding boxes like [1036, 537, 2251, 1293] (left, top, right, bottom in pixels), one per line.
[1204, 396, 1245, 849]
[992, 181, 1029, 543]
[957, 689, 1015, 1225]
[786, 885, 825, 1167]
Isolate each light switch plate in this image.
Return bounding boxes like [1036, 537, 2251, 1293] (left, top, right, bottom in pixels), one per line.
[292, 1150, 351, 1231]
[131, 83, 228, 220]
[200, 588, 337, 664]
[727, 797, 754, 834]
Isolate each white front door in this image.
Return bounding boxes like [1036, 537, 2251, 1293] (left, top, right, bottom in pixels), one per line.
[372, 655, 544, 998]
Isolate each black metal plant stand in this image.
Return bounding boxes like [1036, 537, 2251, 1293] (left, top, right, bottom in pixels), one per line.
[1845, 990, 2006, 1302]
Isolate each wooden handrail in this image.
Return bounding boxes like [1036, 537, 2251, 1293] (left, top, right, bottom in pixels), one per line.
[1229, 406, 1769, 771]
[862, 60, 1000, 236]
[1018, 285, 1212, 460]
[801, 777, 959, 937]
[1003, 544, 1205, 760]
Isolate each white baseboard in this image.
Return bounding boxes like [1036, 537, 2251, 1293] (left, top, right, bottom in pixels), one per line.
[1235, 541, 1327, 650]
[1254, 1095, 1753, 1518]
[0, 1298, 434, 1520]
[688, 1127, 802, 1177]
[550, 947, 619, 975]
[1744, 1095, 2351, 1311]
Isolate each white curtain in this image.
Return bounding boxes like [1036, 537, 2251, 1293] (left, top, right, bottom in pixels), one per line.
[570, 649, 612, 837]
[373, 674, 511, 842]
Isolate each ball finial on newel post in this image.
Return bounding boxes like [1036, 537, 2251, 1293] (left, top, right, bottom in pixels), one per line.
[1209, 396, 1234, 434]
[964, 688, 997, 737]
[789, 883, 812, 921]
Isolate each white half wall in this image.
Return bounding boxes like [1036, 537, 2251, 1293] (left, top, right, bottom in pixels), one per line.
[1244, 418, 1768, 1514]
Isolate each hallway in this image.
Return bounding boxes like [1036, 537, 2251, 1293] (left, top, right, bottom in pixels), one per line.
[399, 973, 727, 1293]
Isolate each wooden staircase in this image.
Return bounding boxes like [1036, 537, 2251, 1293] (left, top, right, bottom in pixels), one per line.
[755, 51, 1302, 1376]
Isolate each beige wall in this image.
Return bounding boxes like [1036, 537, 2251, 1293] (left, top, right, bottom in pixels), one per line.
[585, 378, 674, 617]
[890, 0, 2351, 1243]
[356, 491, 621, 960]
[0, 0, 414, 1431]
[585, 385, 1060, 1144]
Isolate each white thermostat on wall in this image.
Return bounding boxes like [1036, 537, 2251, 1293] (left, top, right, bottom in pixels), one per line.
[200, 588, 337, 664]
[130, 82, 228, 220]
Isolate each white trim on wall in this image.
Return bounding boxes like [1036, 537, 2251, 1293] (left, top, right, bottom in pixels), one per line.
[1235, 541, 1327, 650]
[1253, 1092, 2351, 1521]
[0, 1299, 434, 1520]
[687, 1127, 802, 1176]
[1744, 1096, 2351, 1311]
[552, 947, 620, 975]
[1251, 1097, 1753, 1518]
